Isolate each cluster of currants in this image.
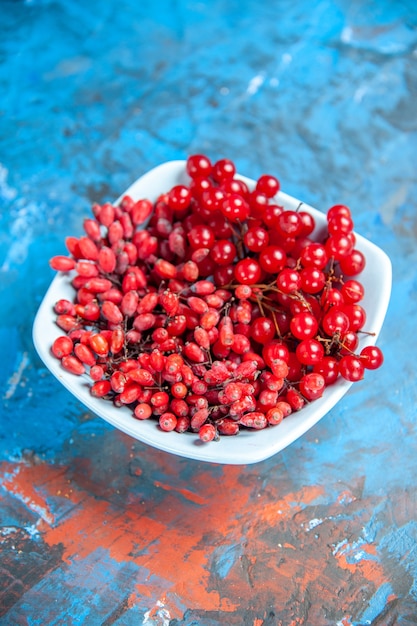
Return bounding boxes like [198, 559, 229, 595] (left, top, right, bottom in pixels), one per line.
[49, 154, 383, 442]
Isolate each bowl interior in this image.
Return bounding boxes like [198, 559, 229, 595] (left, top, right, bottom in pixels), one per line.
[33, 160, 392, 464]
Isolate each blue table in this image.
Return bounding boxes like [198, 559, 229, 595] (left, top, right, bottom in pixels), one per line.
[1, 1, 417, 623]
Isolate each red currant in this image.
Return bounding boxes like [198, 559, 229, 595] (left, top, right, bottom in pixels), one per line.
[256, 174, 280, 198]
[339, 355, 364, 382]
[186, 154, 212, 179]
[234, 258, 262, 285]
[360, 345, 384, 369]
[290, 312, 318, 340]
[212, 158, 236, 182]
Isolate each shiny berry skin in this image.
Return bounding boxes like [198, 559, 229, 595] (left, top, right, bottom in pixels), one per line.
[189, 176, 212, 199]
[286, 387, 305, 411]
[322, 309, 350, 336]
[210, 240, 237, 266]
[256, 174, 280, 198]
[212, 158, 236, 182]
[300, 267, 326, 294]
[213, 264, 234, 286]
[313, 356, 339, 385]
[339, 355, 364, 382]
[339, 330, 359, 355]
[259, 245, 286, 274]
[167, 185, 192, 211]
[266, 406, 284, 426]
[52, 336, 73, 359]
[298, 211, 316, 236]
[186, 154, 212, 179]
[327, 204, 352, 220]
[321, 287, 345, 312]
[243, 226, 269, 252]
[290, 312, 318, 340]
[50, 255, 76, 272]
[159, 412, 177, 431]
[262, 340, 289, 367]
[188, 224, 215, 250]
[234, 258, 262, 285]
[341, 279, 365, 303]
[54, 299, 76, 315]
[134, 403, 153, 420]
[130, 199, 153, 225]
[299, 373, 325, 400]
[74, 343, 96, 366]
[61, 355, 85, 376]
[276, 268, 301, 293]
[360, 345, 384, 369]
[220, 178, 249, 197]
[341, 304, 366, 331]
[199, 423, 216, 442]
[328, 214, 354, 235]
[296, 339, 324, 365]
[250, 317, 276, 344]
[300, 243, 328, 269]
[201, 187, 226, 212]
[217, 419, 239, 436]
[339, 249, 366, 276]
[221, 194, 250, 222]
[277, 210, 304, 238]
[325, 234, 354, 260]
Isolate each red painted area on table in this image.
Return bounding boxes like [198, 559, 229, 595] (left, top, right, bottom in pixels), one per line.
[0, 442, 404, 621]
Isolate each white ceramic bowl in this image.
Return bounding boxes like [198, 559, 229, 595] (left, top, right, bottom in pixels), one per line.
[33, 161, 392, 464]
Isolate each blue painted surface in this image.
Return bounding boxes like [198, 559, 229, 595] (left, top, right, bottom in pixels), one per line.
[1, 1, 417, 623]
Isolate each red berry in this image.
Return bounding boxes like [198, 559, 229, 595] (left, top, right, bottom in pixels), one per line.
[74, 343, 96, 366]
[134, 403, 153, 420]
[339, 249, 366, 276]
[276, 268, 301, 293]
[61, 355, 85, 376]
[159, 412, 177, 431]
[256, 174, 280, 198]
[296, 339, 324, 365]
[234, 258, 261, 285]
[210, 240, 237, 266]
[327, 204, 352, 221]
[259, 245, 286, 274]
[300, 243, 328, 269]
[91, 380, 112, 398]
[277, 211, 304, 239]
[221, 194, 250, 222]
[290, 312, 318, 341]
[186, 154, 212, 179]
[49, 255, 76, 272]
[238, 412, 267, 430]
[313, 357, 339, 385]
[339, 355, 364, 382]
[167, 185, 192, 211]
[322, 309, 350, 336]
[51, 336, 73, 359]
[341, 279, 365, 304]
[360, 345, 384, 370]
[217, 419, 239, 436]
[251, 317, 276, 344]
[198, 423, 216, 442]
[212, 158, 236, 183]
[299, 373, 325, 400]
[244, 226, 269, 253]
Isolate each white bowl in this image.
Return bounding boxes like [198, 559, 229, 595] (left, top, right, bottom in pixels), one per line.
[33, 161, 392, 464]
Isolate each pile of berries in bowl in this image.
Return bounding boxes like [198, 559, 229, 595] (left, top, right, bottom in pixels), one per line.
[33, 156, 391, 464]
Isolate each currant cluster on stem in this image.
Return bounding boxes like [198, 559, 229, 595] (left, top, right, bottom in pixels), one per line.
[49, 153, 384, 442]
